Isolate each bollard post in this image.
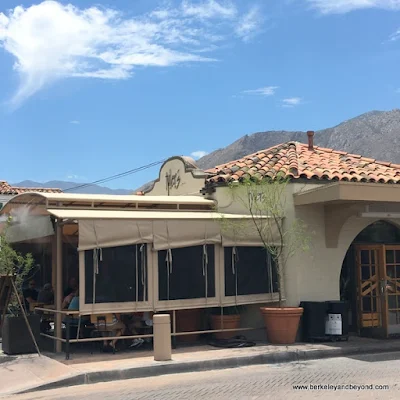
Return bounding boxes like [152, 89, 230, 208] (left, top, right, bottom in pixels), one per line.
[153, 314, 172, 361]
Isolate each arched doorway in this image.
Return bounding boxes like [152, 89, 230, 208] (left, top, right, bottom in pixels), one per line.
[341, 220, 400, 338]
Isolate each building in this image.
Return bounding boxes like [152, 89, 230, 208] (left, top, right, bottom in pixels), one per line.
[145, 131, 400, 338]
[0, 180, 61, 209]
[2, 131, 400, 355]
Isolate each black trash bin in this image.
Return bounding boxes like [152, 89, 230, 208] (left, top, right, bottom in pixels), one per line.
[326, 300, 349, 339]
[300, 301, 329, 342]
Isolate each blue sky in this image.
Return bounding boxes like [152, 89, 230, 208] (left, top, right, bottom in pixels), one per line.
[1, 0, 400, 190]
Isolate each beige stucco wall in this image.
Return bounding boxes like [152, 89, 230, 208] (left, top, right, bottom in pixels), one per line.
[145, 157, 205, 196]
[208, 182, 400, 308]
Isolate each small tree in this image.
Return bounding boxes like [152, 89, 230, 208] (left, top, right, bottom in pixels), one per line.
[218, 177, 311, 307]
[0, 217, 34, 315]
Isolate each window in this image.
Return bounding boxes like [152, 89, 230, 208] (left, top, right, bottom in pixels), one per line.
[158, 245, 215, 301]
[85, 244, 147, 304]
[224, 246, 278, 296]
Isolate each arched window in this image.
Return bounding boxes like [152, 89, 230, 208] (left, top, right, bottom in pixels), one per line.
[353, 221, 400, 244]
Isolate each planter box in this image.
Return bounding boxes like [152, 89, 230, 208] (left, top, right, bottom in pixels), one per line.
[2, 314, 41, 355]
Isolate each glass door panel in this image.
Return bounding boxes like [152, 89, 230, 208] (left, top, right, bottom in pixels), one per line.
[384, 246, 400, 335]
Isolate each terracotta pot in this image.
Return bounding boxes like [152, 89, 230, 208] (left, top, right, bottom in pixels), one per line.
[260, 307, 303, 344]
[175, 309, 202, 342]
[210, 314, 241, 340]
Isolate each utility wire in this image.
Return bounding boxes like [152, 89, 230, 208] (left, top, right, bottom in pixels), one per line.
[63, 159, 165, 193]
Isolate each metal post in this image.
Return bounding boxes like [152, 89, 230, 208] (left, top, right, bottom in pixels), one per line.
[55, 222, 63, 352]
[51, 236, 57, 295]
[172, 310, 177, 349]
[65, 314, 70, 360]
[153, 314, 171, 361]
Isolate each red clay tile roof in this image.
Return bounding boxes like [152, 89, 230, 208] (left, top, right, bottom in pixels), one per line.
[0, 180, 62, 195]
[205, 142, 400, 185]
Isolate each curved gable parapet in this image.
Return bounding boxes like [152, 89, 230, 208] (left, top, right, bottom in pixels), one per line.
[144, 156, 207, 196]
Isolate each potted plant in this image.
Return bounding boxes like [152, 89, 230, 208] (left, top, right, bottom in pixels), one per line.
[175, 308, 203, 342]
[210, 306, 241, 340]
[0, 217, 39, 354]
[218, 177, 311, 344]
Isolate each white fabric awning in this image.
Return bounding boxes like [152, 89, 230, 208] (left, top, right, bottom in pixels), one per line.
[46, 209, 277, 251]
[47, 209, 234, 220]
[79, 219, 154, 250]
[46, 209, 255, 251]
[152, 220, 221, 250]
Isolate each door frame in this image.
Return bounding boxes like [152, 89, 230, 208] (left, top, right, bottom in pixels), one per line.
[382, 245, 400, 336]
[355, 244, 388, 338]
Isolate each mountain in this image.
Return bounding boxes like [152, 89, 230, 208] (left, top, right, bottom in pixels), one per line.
[15, 109, 400, 195]
[196, 109, 400, 170]
[12, 180, 133, 195]
[138, 109, 400, 192]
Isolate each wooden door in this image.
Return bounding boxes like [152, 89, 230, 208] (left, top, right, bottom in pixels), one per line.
[355, 245, 387, 338]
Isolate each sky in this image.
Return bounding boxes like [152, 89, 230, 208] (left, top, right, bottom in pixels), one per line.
[2, 0, 400, 190]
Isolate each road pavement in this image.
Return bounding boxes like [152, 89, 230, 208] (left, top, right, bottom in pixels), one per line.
[4, 351, 400, 399]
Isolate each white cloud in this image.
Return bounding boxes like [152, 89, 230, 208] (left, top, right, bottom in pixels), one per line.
[307, 0, 400, 14]
[69, 120, 80, 124]
[235, 6, 263, 41]
[182, 0, 237, 19]
[282, 97, 303, 107]
[66, 174, 86, 180]
[0, 1, 262, 107]
[191, 150, 209, 159]
[243, 86, 278, 96]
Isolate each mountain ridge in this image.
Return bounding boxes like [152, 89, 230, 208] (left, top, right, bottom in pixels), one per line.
[195, 109, 400, 170]
[12, 109, 400, 194]
[12, 180, 133, 195]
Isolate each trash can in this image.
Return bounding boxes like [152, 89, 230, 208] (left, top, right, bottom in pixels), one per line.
[325, 301, 349, 340]
[300, 301, 329, 342]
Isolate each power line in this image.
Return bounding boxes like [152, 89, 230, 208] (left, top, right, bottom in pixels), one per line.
[63, 159, 165, 193]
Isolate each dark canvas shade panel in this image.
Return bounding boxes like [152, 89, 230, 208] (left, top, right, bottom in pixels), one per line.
[224, 246, 278, 297]
[158, 245, 216, 301]
[85, 244, 148, 304]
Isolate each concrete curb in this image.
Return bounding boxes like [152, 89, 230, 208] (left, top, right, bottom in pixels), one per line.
[12, 342, 400, 395]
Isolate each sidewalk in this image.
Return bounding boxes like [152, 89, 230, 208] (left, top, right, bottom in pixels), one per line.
[2, 336, 400, 396]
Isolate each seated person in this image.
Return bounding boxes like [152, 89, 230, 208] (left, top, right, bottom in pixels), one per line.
[124, 312, 153, 348]
[62, 290, 75, 309]
[64, 289, 89, 327]
[23, 280, 38, 311]
[93, 313, 126, 352]
[37, 283, 54, 305]
[64, 277, 78, 298]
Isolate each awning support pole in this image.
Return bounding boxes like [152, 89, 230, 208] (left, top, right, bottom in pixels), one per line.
[55, 220, 63, 352]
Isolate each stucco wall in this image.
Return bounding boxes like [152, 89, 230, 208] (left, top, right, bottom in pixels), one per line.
[209, 182, 400, 307]
[145, 157, 205, 196]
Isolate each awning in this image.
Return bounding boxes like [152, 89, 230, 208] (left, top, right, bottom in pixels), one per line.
[47, 209, 243, 220]
[293, 181, 400, 206]
[1, 192, 216, 214]
[49, 209, 266, 251]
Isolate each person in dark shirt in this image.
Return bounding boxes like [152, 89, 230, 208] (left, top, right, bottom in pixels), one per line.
[23, 280, 38, 310]
[64, 277, 78, 297]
